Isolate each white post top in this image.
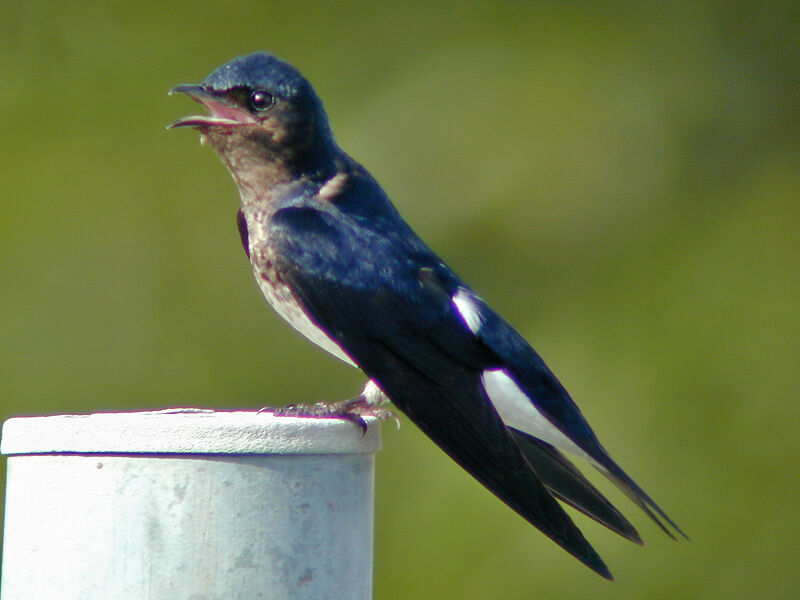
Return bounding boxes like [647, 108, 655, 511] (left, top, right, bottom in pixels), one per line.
[0, 409, 382, 456]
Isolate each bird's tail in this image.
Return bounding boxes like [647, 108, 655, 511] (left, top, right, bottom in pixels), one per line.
[511, 430, 643, 544]
[593, 455, 688, 541]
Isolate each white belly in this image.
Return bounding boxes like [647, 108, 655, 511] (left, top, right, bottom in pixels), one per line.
[251, 258, 357, 367]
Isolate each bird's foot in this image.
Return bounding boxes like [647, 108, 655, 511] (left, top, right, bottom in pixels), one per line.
[267, 395, 399, 434]
[335, 395, 400, 428]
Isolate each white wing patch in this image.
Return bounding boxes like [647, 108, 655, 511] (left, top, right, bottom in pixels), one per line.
[452, 288, 484, 334]
[481, 367, 596, 465]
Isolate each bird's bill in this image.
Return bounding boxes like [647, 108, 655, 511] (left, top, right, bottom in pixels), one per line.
[167, 84, 257, 129]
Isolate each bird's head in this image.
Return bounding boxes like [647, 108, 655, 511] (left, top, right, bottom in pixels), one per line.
[169, 52, 336, 184]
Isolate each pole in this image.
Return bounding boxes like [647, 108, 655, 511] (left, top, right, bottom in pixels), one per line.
[0, 409, 381, 600]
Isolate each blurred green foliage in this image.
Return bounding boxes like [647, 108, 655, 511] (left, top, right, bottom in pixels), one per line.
[1, 1, 798, 597]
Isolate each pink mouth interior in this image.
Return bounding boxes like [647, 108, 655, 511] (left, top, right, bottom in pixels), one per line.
[197, 96, 255, 124]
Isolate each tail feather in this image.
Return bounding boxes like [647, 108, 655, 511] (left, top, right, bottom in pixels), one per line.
[596, 462, 688, 541]
[511, 429, 643, 544]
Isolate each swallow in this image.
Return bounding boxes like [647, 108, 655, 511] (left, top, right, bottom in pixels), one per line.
[169, 52, 685, 580]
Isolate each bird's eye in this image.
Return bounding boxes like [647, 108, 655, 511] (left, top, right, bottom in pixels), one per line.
[249, 90, 275, 112]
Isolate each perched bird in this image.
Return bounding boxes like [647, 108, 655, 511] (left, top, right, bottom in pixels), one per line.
[169, 52, 684, 579]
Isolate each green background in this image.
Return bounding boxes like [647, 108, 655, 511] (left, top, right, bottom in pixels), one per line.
[2, 1, 798, 598]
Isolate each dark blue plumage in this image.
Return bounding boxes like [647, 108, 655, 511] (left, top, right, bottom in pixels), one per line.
[202, 53, 312, 104]
[169, 51, 684, 580]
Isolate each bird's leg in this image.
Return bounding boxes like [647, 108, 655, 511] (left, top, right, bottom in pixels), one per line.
[269, 380, 399, 433]
[333, 381, 399, 425]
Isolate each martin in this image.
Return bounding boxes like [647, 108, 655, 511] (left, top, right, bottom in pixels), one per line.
[169, 52, 684, 579]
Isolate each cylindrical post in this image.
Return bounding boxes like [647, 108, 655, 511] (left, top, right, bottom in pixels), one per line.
[0, 409, 381, 600]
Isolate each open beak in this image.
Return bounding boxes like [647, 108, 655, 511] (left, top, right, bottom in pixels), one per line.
[167, 84, 257, 129]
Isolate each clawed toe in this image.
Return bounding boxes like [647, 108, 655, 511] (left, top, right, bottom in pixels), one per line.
[270, 402, 338, 417]
[267, 396, 399, 433]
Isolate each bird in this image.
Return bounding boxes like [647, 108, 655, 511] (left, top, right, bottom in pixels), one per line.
[168, 51, 685, 580]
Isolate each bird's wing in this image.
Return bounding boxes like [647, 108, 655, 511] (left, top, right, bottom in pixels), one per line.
[509, 430, 642, 544]
[268, 204, 614, 579]
[473, 303, 687, 540]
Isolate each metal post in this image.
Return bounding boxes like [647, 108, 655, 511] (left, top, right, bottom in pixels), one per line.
[0, 409, 381, 600]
